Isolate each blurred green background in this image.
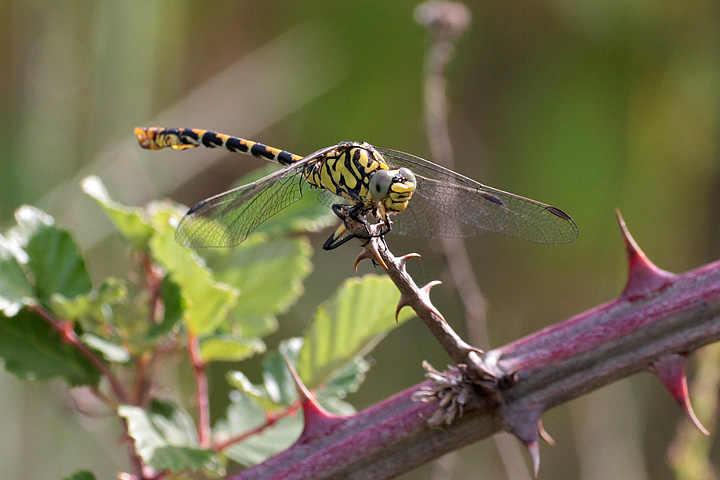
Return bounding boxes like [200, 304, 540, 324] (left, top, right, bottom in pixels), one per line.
[2, 1, 720, 479]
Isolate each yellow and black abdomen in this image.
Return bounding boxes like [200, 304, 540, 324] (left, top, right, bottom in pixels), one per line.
[134, 127, 303, 166]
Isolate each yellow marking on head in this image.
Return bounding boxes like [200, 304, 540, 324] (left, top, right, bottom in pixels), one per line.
[391, 182, 414, 194]
[383, 178, 415, 213]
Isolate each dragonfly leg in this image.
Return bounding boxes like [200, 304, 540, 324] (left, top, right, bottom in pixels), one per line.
[323, 204, 376, 250]
[323, 205, 361, 250]
[323, 223, 357, 250]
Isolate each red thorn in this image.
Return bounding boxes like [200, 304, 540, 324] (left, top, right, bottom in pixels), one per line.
[420, 281, 446, 323]
[649, 353, 710, 436]
[396, 294, 411, 323]
[354, 243, 388, 271]
[354, 249, 373, 271]
[616, 210, 676, 300]
[421, 280, 442, 294]
[398, 252, 421, 268]
[527, 439, 540, 478]
[282, 356, 346, 442]
[506, 409, 543, 477]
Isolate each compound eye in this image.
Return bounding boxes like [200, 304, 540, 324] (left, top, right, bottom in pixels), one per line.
[398, 167, 416, 185]
[369, 169, 393, 199]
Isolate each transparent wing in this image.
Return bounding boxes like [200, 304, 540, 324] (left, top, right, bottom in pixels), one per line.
[176, 159, 313, 248]
[379, 148, 578, 244]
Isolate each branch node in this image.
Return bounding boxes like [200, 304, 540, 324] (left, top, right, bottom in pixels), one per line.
[412, 361, 475, 427]
[415, 0, 472, 41]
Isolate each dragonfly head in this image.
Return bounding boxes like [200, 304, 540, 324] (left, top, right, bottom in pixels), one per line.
[369, 167, 417, 213]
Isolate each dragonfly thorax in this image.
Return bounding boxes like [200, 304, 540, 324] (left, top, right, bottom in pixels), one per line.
[306, 142, 416, 213]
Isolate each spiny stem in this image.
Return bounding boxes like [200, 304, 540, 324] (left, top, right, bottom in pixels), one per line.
[353, 226, 497, 396]
[231, 254, 720, 480]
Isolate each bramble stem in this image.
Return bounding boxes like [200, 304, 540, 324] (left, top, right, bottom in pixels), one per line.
[232, 253, 720, 480]
[187, 331, 211, 447]
[29, 304, 129, 404]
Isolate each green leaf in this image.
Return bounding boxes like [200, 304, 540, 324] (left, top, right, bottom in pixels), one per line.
[149, 230, 237, 336]
[315, 394, 356, 416]
[207, 235, 312, 338]
[262, 338, 302, 406]
[0, 234, 35, 316]
[225, 338, 302, 411]
[146, 275, 185, 338]
[226, 370, 266, 401]
[229, 313, 278, 340]
[13, 207, 93, 305]
[0, 308, 100, 386]
[63, 471, 98, 480]
[297, 274, 413, 390]
[119, 401, 221, 474]
[231, 165, 336, 237]
[6, 205, 54, 242]
[200, 335, 265, 363]
[215, 390, 302, 467]
[149, 446, 221, 473]
[81, 333, 131, 363]
[320, 356, 370, 398]
[50, 278, 127, 322]
[81, 176, 155, 249]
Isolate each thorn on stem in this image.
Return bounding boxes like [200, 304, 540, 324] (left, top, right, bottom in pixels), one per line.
[282, 355, 346, 441]
[396, 281, 446, 323]
[616, 210, 676, 300]
[504, 407, 544, 477]
[527, 439, 541, 478]
[354, 240, 388, 271]
[537, 418, 556, 446]
[398, 252, 422, 269]
[649, 353, 710, 436]
[421, 281, 446, 323]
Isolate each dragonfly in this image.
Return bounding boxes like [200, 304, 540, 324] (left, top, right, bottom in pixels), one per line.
[134, 127, 578, 250]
